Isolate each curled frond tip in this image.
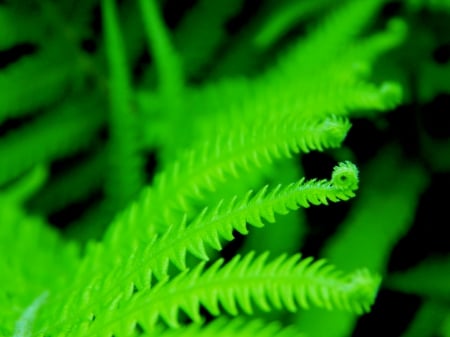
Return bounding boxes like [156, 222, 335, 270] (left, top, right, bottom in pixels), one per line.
[331, 161, 359, 190]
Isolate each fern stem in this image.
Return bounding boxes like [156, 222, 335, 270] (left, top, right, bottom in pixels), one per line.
[102, 0, 144, 210]
[138, 0, 183, 101]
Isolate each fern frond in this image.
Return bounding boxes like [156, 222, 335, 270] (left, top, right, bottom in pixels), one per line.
[131, 161, 359, 279]
[78, 161, 358, 316]
[103, 115, 351, 247]
[252, 1, 404, 120]
[79, 251, 380, 333]
[151, 115, 351, 227]
[180, 62, 400, 155]
[102, 0, 144, 210]
[140, 0, 404, 158]
[271, 0, 384, 77]
[305, 18, 407, 117]
[32, 162, 359, 336]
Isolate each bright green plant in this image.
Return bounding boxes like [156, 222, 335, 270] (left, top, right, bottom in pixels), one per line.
[0, 0, 449, 336]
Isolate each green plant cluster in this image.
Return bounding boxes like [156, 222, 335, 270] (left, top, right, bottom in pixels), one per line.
[0, 0, 449, 337]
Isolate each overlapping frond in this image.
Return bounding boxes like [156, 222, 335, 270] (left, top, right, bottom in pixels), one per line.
[102, 161, 359, 287]
[153, 116, 351, 227]
[140, 0, 405, 158]
[75, 251, 380, 335]
[102, 114, 351, 249]
[31, 162, 359, 337]
[48, 161, 358, 321]
[269, 0, 384, 76]
[255, 2, 406, 120]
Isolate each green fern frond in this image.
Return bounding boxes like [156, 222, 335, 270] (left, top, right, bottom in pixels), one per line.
[336, 81, 403, 115]
[139, 0, 404, 157]
[271, 0, 384, 76]
[180, 62, 401, 154]
[104, 161, 358, 282]
[31, 162, 359, 336]
[34, 252, 378, 336]
[104, 114, 351, 244]
[151, 116, 351, 227]
[66, 162, 355, 313]
[253, 1, 405, 120]
[274, 16, 407, 87]
[79, 251, 380, 333]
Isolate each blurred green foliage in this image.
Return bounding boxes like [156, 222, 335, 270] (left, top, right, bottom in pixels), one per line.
[0, 0, 449, 336]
